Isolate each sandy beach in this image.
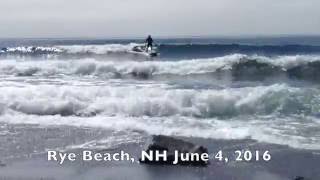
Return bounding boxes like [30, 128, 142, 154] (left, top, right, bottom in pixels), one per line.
[0, 123, 319, 180]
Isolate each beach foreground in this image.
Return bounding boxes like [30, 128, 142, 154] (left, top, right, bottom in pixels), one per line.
[0, 124, 319, 180]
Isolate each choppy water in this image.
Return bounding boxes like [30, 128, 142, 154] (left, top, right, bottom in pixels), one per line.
[0, 37, 320, 150]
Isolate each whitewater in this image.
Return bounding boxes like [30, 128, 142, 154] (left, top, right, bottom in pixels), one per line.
[0, 39, 320, 151]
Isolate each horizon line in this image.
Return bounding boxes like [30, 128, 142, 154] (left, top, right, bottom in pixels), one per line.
[1, 34, 320, 40]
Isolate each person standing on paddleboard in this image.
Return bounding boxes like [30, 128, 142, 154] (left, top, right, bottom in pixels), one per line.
[146, 35, 153, 52]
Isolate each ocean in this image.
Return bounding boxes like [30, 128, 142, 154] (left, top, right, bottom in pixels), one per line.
[0, 37, 319, 180]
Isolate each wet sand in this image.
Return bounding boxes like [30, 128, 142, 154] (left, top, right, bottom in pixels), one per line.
[0, 123, 319, 180]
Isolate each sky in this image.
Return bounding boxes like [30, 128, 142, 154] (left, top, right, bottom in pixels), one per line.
[0, 0, 319, 38]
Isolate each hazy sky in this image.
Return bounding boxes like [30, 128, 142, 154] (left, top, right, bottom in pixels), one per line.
[1, 0, 319, 38]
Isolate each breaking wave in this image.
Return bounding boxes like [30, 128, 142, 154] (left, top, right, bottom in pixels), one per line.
[0, 83, 319, 150]
[1, 54, 320, 82]
[1, 43, 320, 58]
[0, 44, 139, 56]
[0, 84, 319, 117]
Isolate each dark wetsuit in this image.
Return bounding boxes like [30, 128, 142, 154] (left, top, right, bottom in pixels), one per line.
[146, 36, 153, 51]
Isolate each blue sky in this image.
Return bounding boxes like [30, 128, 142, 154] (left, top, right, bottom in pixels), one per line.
[1, 0, 319, 38]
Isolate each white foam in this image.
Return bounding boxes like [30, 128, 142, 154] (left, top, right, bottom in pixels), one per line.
[63, 132, 144, 150]
[58, 43, 140, 54]
[0, 54, 320, 78]
[0, 83, 318, 151]
[254, 54, 320, 69]
[0, 83, 305, 117]
[4, 46, 63, 53]
[0, 82, 318, 150]
[1, 113, 319, 150]
[0, 54, 242, 78]
[1, 44, 141, 55]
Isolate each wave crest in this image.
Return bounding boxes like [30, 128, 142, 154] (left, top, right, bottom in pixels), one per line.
[2, 43, 320, 57]
[1, 54, 320, 81]
[0, 84, 319, 117]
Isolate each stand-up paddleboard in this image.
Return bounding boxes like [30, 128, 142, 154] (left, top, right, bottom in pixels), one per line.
[131, 45, 159, 57]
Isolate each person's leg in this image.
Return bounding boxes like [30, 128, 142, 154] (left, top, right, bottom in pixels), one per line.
[146, 43, 151, 52]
